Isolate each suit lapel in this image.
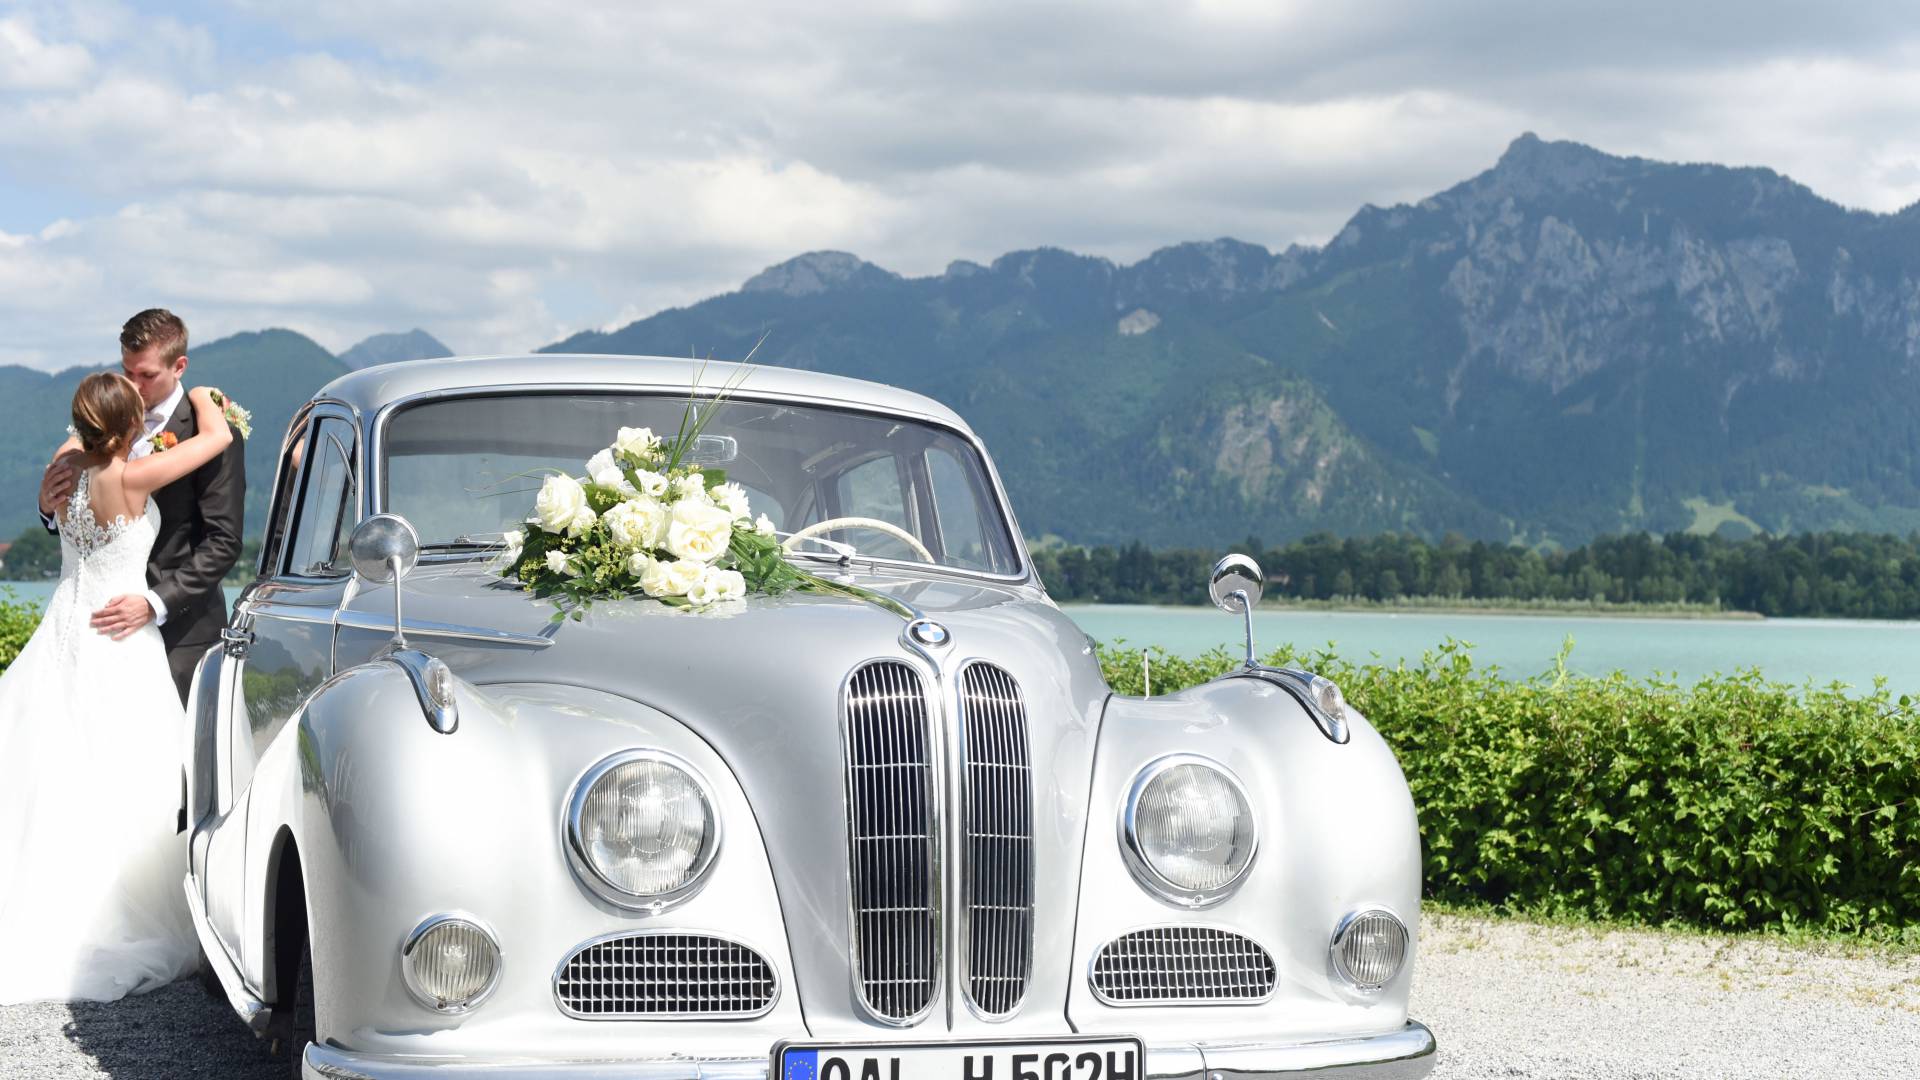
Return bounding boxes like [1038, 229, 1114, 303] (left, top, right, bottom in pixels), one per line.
[168, 393, 195, 437]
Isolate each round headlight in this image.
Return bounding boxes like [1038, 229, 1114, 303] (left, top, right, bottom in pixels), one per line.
[566, 750, 718, 909]
[1120, 756, 1257, 905]
[401, 914, 501, 1013]
[1331, 909, 1409, 992]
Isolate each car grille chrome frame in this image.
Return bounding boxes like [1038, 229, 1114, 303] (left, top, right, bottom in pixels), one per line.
[842, 659, 941, 1025]
[957, 661, 1035, 1020]
[1089, 926, 1278, 1006]
[553, 931, 778, 1020]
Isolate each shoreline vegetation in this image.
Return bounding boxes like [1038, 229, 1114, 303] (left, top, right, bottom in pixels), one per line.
[1031, 530, 1920, 621]
[1087, 595, 1768, 619]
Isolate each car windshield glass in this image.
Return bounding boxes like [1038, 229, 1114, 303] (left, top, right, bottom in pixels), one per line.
[381, 392, 1022, 575]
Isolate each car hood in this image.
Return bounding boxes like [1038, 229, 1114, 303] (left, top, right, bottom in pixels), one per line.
[332, 561, 1111, 1034]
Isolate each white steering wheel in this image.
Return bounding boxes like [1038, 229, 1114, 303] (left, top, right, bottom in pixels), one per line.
[783, 516, 934, 562]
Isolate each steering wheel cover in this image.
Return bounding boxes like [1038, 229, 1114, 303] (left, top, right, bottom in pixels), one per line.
[783, 516, 934, 562]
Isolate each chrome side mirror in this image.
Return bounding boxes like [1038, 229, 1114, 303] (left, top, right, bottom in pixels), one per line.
[1209, 554, 1264, 668]
[350, 514, 421, 650]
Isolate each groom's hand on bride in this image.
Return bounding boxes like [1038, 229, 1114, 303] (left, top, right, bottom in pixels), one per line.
[92, 594, 155, 640]
[39, 454, 79, 516]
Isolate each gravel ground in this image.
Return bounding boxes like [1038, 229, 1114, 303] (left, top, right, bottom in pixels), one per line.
[2, 914, 1915, 1079]
[1414, 913, 1920, 1079]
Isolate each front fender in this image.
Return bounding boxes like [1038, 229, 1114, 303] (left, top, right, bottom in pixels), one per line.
[278, 663, 802, 1059]
[1069, 677, 1422, 1041]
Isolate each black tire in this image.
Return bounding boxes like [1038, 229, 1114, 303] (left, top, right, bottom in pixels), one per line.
[195, 943, 224, 1002]
[266, 933, 315, 1078]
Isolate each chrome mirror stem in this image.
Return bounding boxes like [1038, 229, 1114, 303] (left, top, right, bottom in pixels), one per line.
[389, 554, 408, 650]
[1236, 588, 1257, 669]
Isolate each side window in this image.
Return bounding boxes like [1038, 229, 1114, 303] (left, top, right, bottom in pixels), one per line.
[834, 456, 909, 528]
[285, 417, 358, 578]
[927, 447, 993, 570]
[257, 419, 309, 577]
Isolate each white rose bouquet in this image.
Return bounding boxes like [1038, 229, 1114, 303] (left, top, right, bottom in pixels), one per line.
[495, 382, 810, 617]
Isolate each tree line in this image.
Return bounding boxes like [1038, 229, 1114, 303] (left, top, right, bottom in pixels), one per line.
[1031, 531, 1920, 619]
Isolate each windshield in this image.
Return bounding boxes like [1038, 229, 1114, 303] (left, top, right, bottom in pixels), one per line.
[380, 392, 1022, 575]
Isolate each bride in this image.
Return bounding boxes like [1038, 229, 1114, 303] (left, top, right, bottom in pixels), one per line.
[0, 372, 232, 1003]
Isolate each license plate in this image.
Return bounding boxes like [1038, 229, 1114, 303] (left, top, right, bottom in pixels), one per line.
[774, 1037, 1145, 1080]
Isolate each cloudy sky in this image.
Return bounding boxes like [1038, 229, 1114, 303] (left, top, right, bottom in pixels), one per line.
[1, 0, 1917, 370]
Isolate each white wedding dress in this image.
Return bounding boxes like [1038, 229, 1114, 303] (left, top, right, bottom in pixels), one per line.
[0, 468, 197, 1003]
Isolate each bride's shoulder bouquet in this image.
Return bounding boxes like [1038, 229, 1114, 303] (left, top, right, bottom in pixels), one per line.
[494, 407, 807, 618]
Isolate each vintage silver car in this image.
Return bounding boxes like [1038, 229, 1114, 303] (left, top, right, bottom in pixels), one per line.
[183, 355, 1435, 1080]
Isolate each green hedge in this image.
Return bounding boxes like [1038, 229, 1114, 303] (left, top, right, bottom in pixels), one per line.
[1102, 640, 1920, 941]
[0, 589, 38, 671]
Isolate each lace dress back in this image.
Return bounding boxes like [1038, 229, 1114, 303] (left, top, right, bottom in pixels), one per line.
[0, 465, 195, 1003]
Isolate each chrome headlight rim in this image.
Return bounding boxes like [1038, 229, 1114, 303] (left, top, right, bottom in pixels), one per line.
[1118, 753, 1259, 909]
[564, 748, 721, 913]
[1329, 907, 1410, 994]
[400, 912, 503, 1015]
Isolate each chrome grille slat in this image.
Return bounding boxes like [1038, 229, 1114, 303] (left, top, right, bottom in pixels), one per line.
[1089, 927, 1277, 1005]
[554, 933, 776, 1018]
[960, 662, 1034, 1018]
[845, 660, 939, 1022]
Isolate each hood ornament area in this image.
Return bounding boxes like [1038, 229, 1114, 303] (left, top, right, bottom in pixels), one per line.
[901, 617, 953, 668]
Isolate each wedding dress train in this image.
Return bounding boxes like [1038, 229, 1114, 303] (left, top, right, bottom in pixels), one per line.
[0, 468, 198, 1003]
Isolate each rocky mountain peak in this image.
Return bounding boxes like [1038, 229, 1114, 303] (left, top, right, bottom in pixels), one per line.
[741, 251, 899, 297]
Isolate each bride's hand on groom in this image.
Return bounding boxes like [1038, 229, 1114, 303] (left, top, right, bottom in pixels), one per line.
[91, 594, 155, 640]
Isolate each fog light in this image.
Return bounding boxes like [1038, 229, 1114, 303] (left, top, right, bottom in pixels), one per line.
[402, 915, 502, 1013]
[1330, 909, 1408, 992]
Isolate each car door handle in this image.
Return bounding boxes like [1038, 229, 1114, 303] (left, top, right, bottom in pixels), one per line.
[221, 626, 254, 658]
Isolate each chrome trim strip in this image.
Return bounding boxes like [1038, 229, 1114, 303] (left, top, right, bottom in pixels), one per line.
[400, 912, 504, 1015]
[365, 384, 1034, 586]
[181, 874, 271, 1035]
[1118, 754, 1260, 908]
[1218, 667, 1351, 744]
[562, 749, 722, 914]
[243, 601, 338, 627]
[550, 928, 780, 1021]
[1087, 924, 1279, 1007]
[301, 1024, 1437, 1079]
[334, 609, 556, 649]
[839, 657, 943, 1026]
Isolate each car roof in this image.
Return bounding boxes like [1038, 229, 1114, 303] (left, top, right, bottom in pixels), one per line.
[318, 354, 972, 433]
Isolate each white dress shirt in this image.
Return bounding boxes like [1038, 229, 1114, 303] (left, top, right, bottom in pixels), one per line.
[131, 383, 187, 625]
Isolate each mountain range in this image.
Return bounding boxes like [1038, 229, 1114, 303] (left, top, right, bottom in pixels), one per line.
[6, 135, 1919, 549]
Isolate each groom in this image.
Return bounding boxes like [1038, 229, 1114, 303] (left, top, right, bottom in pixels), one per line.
[37, 309, 246, 703]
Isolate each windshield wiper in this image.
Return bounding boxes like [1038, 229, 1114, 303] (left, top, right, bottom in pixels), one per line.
[423, 538, 501, 553]
[782, 534, 860, 567]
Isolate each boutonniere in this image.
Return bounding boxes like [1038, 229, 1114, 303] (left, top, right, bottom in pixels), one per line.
[150, 430, 179, 453]
[206, 388, 252, 439]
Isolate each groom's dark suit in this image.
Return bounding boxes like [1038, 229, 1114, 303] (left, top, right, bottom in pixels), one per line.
[147, 395, 246, 701]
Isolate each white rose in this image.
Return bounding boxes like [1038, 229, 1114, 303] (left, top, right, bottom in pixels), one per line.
[626, 551, 653, 577]
[754, 513, 777, 537]
[641, 557, 704, 598]
[534, 474, 595, 536]
[672, 472, 712, 501]
[501, 528, 524, 561]
[666, 499, 735, 563]
[603, 497, 668, 550]
[586, 449, 636, 494]
[710, 481, 751, 521]
[544, 549, 576, 576]
[614, 426, 661, 461]
[632, 469, 669, 498]
[706, 566, 746, 601]
[688, 565, 744, 607]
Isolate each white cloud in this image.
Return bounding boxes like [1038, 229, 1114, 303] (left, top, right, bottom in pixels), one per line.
[0, 13, 91, 89]
[0, 2, 1916, 370]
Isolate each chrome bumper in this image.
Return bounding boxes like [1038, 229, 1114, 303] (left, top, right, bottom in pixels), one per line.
[305, 1023, 1435, 1080]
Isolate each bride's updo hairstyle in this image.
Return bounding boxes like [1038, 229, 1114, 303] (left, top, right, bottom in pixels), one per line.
[71, 372, 145, 457]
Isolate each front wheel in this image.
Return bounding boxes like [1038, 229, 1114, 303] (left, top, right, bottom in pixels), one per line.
[266, 933, 315, 1078]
